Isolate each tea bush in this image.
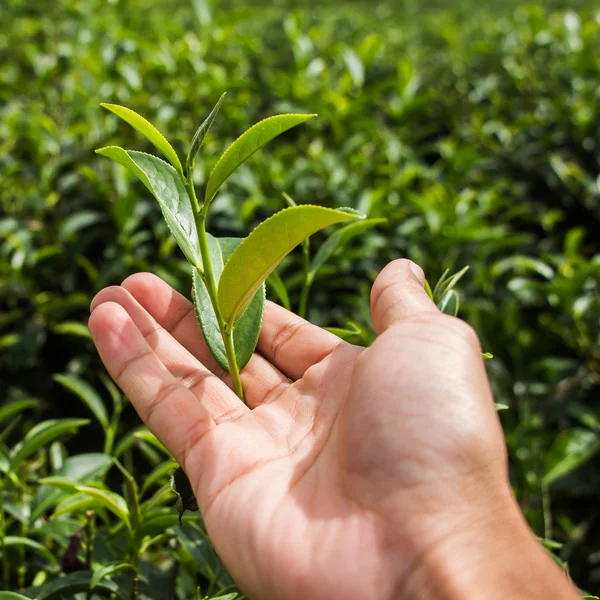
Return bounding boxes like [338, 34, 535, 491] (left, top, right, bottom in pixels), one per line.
[1, 0, 599, 597]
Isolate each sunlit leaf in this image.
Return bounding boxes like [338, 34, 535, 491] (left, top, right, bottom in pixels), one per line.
[10, 419, 90, 469]
[95, 147, 201, 268]
[266, 269, 291, 311]
[543, 429, 600, 485]
[193, 236, 265, 371]
[3, 536, 58, 568]
[100, 103, 183, 175]
[186, 93, 226, 178]
[205, 113, 317, 204]
[438, 289, 459, 316]
[218, 206, 361, 326]
[308, 217, 386, 281]
[53, 374, 109, 431]
[31, 453, 113, 521]
[39, 478, 130, 529]
[90, 561, 135, 589]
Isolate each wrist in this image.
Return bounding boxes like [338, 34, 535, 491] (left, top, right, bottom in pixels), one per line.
[398, 494, 580, 600]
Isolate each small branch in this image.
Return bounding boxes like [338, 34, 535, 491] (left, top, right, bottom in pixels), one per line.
[298, 240, 311, 319]
[184, 175, 245, 402]
[223, 329, 244, 400]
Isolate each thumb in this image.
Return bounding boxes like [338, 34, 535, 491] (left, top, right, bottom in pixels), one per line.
[370, 259, 438, 334]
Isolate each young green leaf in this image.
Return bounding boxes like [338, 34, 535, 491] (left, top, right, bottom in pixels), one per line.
[205, 113, 317, 204]
[3, 536, 58, 568]
[438, 289, 460, 316]
[431, 268, 450, 300]
[40, 479, 131, 529]
[100, 103, 183, 176]
[30, 453, 113, 521]
[323, 322, 362, 341]
[141, 460, 178, 495]
[0, 399, 38, 426]
[267, 269, 291, 311]
[10, 419, 90, 470]
[53, 373, 109, 431]
[308, 217, 386, 282]
[52, 493, 102, 520]
[96, 147, 201, 268]
[90, 562, 136, 590]
[113, 459, 141, 532]
[22, 571, 123, 600]
[543, 429, 600, 486]
[186, 93, 226, 178]
[218, 205, 362, 326]
[424, 278, 434, 300]
[193, 236, 265, 371]
[436, 265, 470, 299]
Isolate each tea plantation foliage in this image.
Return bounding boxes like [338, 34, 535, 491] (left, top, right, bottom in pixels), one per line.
[1, 0, 599, 597]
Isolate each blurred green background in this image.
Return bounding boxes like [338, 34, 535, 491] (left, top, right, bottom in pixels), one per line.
[1, 0, 600, 596]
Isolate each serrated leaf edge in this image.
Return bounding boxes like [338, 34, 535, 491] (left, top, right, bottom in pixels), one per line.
[218, 205, 361, 323]
[205, 113, 318, 202]
[100, 103, 183, 175]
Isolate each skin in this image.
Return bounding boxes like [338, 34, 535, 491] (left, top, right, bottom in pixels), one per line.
[89, 259, 581, 599]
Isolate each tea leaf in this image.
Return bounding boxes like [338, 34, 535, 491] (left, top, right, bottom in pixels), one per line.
[218, 206, 361, 326]
[438, 289, 460, 316]
[100, 103, 183, 176]
[186, 93, 226, 178]
[10, 419, 90, 469]
[323, 322, 362, 341]
[267, 269, 291, 311]
[543, 429, 600, 485]
[308, 217, 386, 281]
[436, 266, 470, 299]
[113, 459, 140, 532]
[96, 147, 201, 268]
[90, 561, 135, 589]
[53, 374, 109, 431]
[424, 279, 434, 300]
[30, 453, 113, 521]
[22, 571, 122, 599]
[205, 113, 317, 204]
[40, 478, 130, 524]
[193, 236, 265, 371]
[3, 536, 58, 568]
[0, 400, 38, 426]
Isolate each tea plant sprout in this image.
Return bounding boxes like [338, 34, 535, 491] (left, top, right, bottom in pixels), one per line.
[97, 94, 365, 403]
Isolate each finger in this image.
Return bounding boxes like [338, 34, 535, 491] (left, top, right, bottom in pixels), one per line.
[88, 301, 215, 466]
[119, 273, 290, 406]
[257, 301, 346, 380]
[91, 286, 247, 422]
[370, 259, 438, 334]
[119, 273, 220, 372]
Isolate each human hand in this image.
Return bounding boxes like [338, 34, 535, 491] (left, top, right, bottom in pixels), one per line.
[89, 259, 580, 600]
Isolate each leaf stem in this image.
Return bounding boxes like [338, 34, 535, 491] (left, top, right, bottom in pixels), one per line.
[184, 177, 245, 402]
[298, 239, 311, 319]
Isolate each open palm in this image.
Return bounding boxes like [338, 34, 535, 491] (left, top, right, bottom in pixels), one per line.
[90, 259, 513, 600]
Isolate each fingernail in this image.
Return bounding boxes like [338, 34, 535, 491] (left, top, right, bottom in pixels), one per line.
[408, 261, 425, 285]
